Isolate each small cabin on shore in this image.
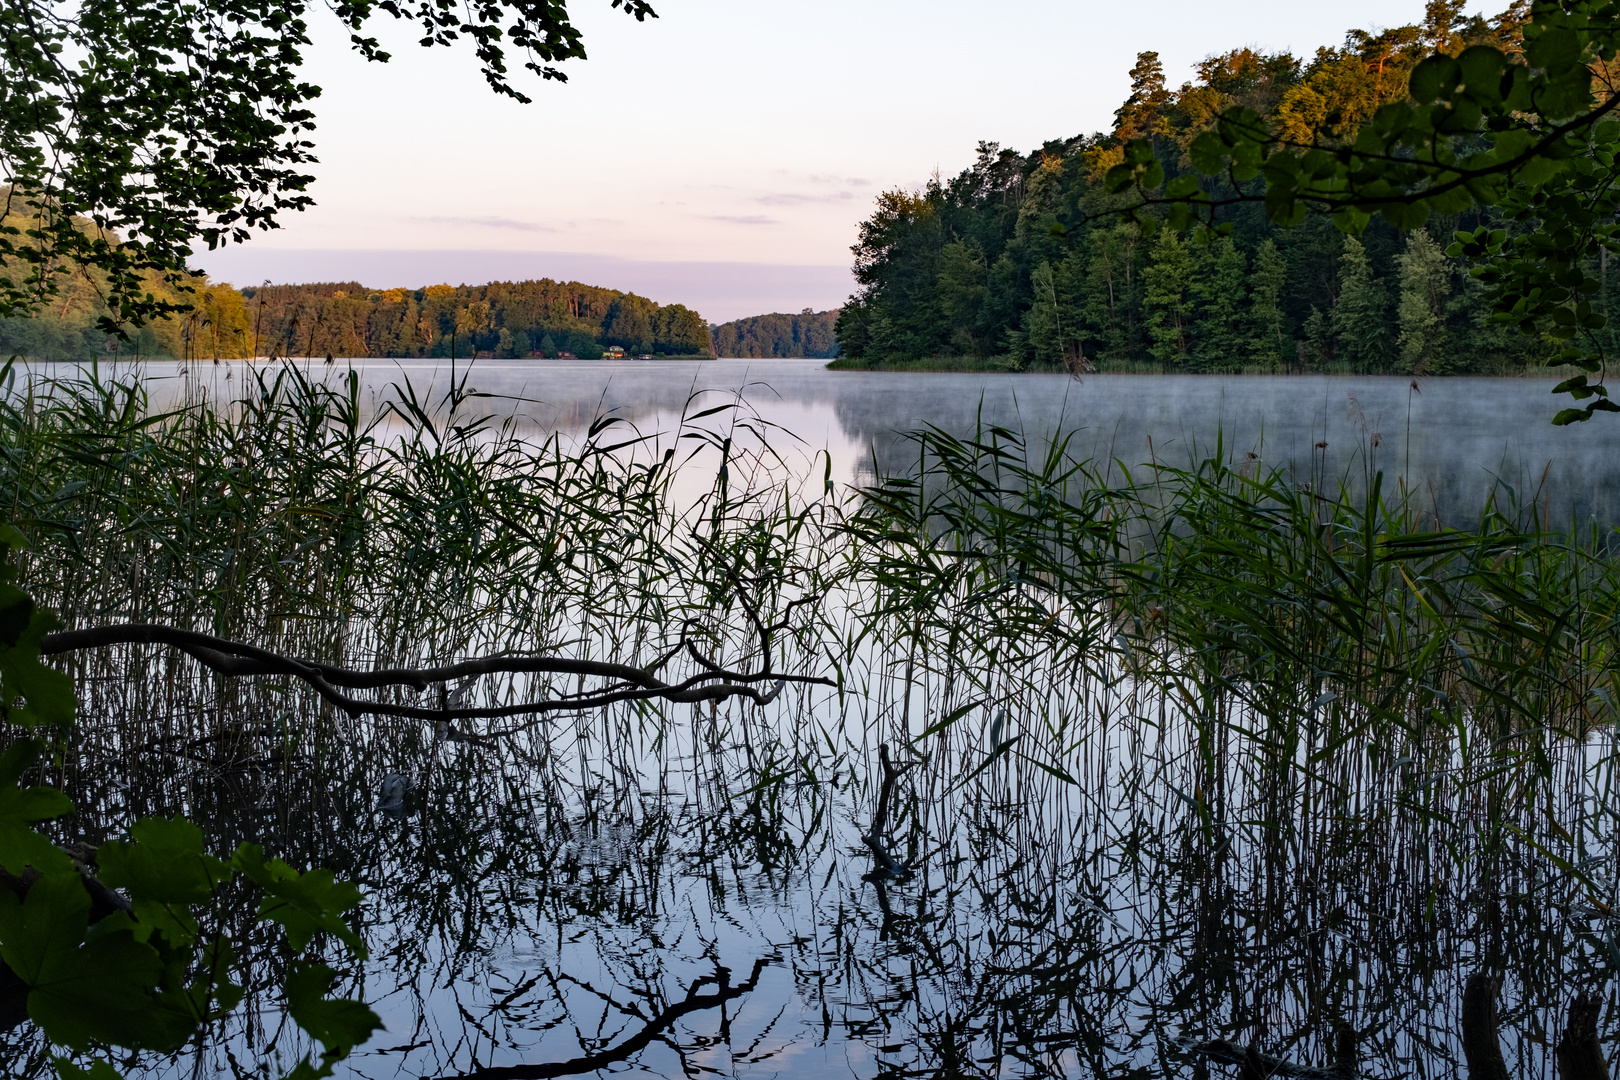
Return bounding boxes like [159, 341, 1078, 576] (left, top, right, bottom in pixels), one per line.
[602, 346, 626, 359]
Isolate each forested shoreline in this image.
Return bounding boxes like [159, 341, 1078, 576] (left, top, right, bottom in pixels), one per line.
[0, 251, 716, 361]
[709, 309, 840, 358]
[834, 1, 1595, 375]
[238, 280, 711, 360]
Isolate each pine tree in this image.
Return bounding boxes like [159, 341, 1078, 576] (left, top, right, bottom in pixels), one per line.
[1395, 229, 1450, 374]
[1144, 230, 1193, 366]
[1191, 236, 1247, 371]
[1024, 261, 1064, 367]
[1079, 224, 1140, 364]
[1247, 240, 1287, 371]
[1301, 306, 1334, 367]
[1331, 236, 1393, 372]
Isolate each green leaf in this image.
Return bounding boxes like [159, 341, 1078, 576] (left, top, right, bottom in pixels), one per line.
[1379, 200, 1431, 231]
[1410, 54, 1459, 103]
[1458, 44, 1509, 92]
[232, 844, 367, 958]
[1104, 163, 1135, 194]
[0, 740, 73, 877]
[98, 817, 228, 907]
[0, 874, 187, 1051]
[1188, 130, 1226, 174]
[0, 872, 89, 987]
[285, 961, 382, 1054]
[1164, 175, 1203, 201]
[0, 599, 74, 731]
[1524, 27, 1581, 77]
[0, 586, 35, 648]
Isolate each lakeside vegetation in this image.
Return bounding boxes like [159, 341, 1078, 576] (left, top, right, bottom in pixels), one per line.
[835, 3, 1580, 374]
[0, 361, 1617, 1074]
[10, 0, 1620, 1071]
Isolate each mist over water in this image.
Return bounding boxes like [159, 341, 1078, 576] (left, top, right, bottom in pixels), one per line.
[82, 357, 1620, 527]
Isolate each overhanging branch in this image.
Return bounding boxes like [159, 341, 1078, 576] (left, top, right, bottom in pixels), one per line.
[38, 624, 832, 723]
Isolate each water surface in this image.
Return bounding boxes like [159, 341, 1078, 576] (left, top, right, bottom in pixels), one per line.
[103, 357, 1620, 527]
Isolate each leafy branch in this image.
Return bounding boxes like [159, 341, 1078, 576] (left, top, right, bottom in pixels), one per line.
[0, 528, 380, 1080]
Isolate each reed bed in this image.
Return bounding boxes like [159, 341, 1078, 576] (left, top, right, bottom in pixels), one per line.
[0, 361, 1615, 1078]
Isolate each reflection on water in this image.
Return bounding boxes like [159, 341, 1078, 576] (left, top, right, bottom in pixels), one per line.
[32, 664, 1610, 1079]
[6, 359, 1617, 1078]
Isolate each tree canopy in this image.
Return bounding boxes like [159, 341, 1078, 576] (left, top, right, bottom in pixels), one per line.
[710, 310, 841, 359]
[841, 0, 1620, 420]
[1110, 0, 1620, 421]
[0, 0, 654, 334]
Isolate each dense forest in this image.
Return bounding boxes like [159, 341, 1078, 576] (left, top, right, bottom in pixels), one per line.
[710, 309, 840, 358]
[835, 1, 1601, 374]
[0, 193, 241, 360]
[0, 245, 715, 361]
[239, 280, 711, 360]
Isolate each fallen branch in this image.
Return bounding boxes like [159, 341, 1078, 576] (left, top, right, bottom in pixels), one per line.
[39, 623, 833, 723]
[1558, 991, 1610, 1080]
[1462, 973, 1510, 1080]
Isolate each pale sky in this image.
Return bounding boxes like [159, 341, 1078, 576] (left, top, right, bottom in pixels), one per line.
[191, 0, 1496, 321]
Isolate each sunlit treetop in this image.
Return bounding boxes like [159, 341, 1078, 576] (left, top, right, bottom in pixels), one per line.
[1107, 0, 1620, 423]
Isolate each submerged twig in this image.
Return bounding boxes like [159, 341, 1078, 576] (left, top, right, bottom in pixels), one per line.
[862, 744, 915, 880]
[439, 956, 774, 1080]
[1191, 1023, 1357, 1080]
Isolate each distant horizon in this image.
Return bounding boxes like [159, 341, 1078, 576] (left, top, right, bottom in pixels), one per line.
[183, 2, 1488, 325]
[189, 247, 855, 324]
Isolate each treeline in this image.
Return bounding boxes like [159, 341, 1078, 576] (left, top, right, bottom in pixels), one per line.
[0, 277, 247, 362]
[710, 309, 840, 358]
[0, 193, 249, 360]
[241, 280, 712, 360]
[836, 2, 1588, 374]
[0, 265, 715, 361]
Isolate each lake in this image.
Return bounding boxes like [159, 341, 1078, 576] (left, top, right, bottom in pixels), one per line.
[105, 357, 1620, 526]
[3, 359, 1615, 1080]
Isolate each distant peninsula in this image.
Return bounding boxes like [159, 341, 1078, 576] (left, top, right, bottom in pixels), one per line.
[0, 265, 853, 364]
[240, 280, 711, 361]
[709, 309, 840, 359]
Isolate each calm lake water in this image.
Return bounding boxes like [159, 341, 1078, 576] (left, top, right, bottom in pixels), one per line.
[86, 356, 1620, 527]
[8, 359, 1617, 1080]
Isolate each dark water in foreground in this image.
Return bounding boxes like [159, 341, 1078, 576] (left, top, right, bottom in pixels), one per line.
[5, 360, 1617, 1079]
